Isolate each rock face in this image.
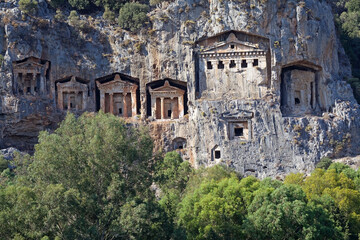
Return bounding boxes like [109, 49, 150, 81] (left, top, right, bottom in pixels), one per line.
[0, 0, 359, 177]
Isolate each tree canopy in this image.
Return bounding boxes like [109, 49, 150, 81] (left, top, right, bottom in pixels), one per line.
[0, 112, 360, 239]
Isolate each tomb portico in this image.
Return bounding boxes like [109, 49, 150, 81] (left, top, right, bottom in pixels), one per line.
[56, 76, 89, 111]
[195, 31, 270, 100]
[12, 57, 50, 96]
[96, 74, 138, 117]
[222, 110, 253, 141]
[280, 61, 322, 116]
[149, 80, 185, 120]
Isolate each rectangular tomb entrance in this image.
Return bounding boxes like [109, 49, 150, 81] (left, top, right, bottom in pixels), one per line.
[96, 74, 138, 117]
[149, 80, 185, 120]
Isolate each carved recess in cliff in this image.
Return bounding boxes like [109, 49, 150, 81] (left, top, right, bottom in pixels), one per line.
[149, 80, 185, 120]
[56, 76, 90, 112]
[195, 30, 271, 100]
[12, 57, 50, 97]
[96, 73, 140, 117]
[146, 79, 188, 119]
[280, 61, 323, 116]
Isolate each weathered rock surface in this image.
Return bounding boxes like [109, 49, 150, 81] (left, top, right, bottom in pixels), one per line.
[0, 0, 359, 177]
[0, 147, 21, 161]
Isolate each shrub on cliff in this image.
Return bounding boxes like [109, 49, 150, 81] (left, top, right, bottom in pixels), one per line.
[103, 6, 115, 23]
[68, 10, 80, 26]
[19, 0, 38, 15]
[118, 2, 149, 32]
[0, 156, 7, 173]
[47, 0, 66, 9]
[94, 0, 126, 12]
[68, 0, 92, 11]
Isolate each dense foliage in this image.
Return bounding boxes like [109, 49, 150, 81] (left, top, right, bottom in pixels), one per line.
[332, 0, 360, 102]
[0, 112, 360, 239]
[118, 2, 149, 32]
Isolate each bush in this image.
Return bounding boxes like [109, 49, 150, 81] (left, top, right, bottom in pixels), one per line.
[0, 54, 4, 66]
[118, 2, 149, 32]
[150, 0, 166, 6]
[316, 157, 333, 169]
[0, 156, 8, 173]
[19, 0, 38, 15]
[94, 0, 126, 12]
[68, 0, 91, 11]
[47, 0, 66, 9]
[68, 10, 80, 26]
[54, 9, 66, 22]
[103, 7, 115, 23]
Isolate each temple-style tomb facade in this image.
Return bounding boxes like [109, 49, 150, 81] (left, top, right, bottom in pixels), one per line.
[12, 57, 50, 96]
[56, 76, 89, 111]
[195, 31, 270, 100]
[96, 73, 139, 117]
[149, 80, 185, 120]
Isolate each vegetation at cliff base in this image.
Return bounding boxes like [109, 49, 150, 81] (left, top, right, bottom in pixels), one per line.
[0, 112, 360, 239]
[332, 0, 360, 102]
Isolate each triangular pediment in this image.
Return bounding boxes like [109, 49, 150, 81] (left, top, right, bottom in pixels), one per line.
[150, 81, 185, 94]
[98, 74, 137, 87]
[57, 76, 88, 90]
[14, 59, 44, 68]
[96, 74, 138, 93]
[222, 110, 253, 120]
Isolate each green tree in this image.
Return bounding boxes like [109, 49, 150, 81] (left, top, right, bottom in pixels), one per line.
[54, 9, 66, 22]
[0, 185, 46, 239]
[118, 2, 149, 32]
[68, 10, 80, 26]
[103, 6, 116, 23]
[68, 0, 92, 11]
[0, 156, 8, 173]
[316, 157, 333, 169]
[95, 0, 126, 12]
[155, 151, 193, 192]
[19, 0, 38, 15]
[177, 175, 246, 239]
[47, 0, 66, 9]
[244, 184, 341, 240]
[26, 112, 156, 239]
[113, 199, 170, 240]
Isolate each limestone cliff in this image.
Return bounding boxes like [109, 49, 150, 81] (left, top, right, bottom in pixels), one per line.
[0, 0, 359, 178]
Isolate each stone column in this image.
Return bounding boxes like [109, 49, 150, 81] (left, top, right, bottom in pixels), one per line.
[67, 92, 71, 110]
[82, 91, 87, 111]
[170, 97, 174, 120]
[100, 92, 105, 112]
[109, 93, 114, 115]
[223, 60, 230, 70]
[246, 59, 253, 68]
[58, 90, 63, 110]
[151, 96, 156, 118]
[160, 97, 165, 119]
[75, 91, 80, 111]
[40, 75, 45, 95]
[312, 82, 316, 108]
[31, 73, 36, 94]
[123, 92, 128, 117]
[13, 72, 18, 94]
[235, 59, 241, 69]
[178, 95, 184, 118]
[131, 90, 137, 117]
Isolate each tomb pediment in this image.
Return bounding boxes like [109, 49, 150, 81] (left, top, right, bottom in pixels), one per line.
[13, 57, 49, 71]
[221, 110, 253, 120]
[149, 81, 185, 96]
[96, 74, 138, 93]
[199, 33, 267, 57]
[57, 76, 88, 91]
